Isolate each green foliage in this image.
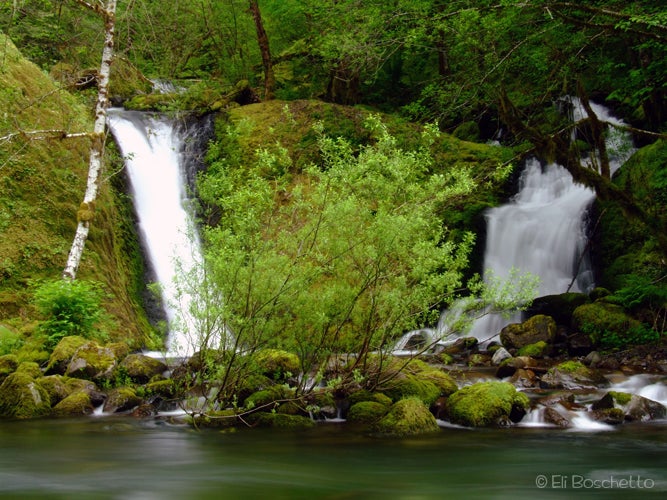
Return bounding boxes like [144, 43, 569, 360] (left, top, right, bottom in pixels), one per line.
[198, 114, 477, 385]
[33, 279, 105, 349]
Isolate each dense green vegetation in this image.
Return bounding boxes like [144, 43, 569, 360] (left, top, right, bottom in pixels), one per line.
[1, 1, 667, 424]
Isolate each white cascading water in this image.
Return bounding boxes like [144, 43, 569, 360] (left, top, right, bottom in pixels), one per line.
[107, 109, 202, 357]
[465, 98, 635, 342]
[393, 99, 634, 353]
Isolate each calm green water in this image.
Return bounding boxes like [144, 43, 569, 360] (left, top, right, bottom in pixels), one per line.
[0, 417, 666, 499]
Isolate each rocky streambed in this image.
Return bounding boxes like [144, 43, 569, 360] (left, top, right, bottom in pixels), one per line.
[1, 322, 666, 436]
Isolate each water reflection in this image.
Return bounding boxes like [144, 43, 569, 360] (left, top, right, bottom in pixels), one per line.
[0, 418, 666, 499]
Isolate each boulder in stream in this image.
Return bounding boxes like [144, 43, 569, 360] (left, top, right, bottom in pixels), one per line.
[500, 315, 556, 350]
[446, 381, 529, 427]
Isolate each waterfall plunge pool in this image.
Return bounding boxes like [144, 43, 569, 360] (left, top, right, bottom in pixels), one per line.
[1, 417, 666, 499]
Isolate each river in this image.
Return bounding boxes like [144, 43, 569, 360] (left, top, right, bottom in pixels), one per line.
[1, 416, 665, 499]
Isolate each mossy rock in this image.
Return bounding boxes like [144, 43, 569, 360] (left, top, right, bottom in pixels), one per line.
[247, 412, 315, 430]
[540, 361, 608, 390]
[379, 374, 441, 405]
[446, 381, 530, 427]
[571, 302, 642, 347]
[103, 387, 142, 413]
[347, 401, 390, 424]
[0, 371, 51, 419]
[0, 354, 19, 379]
[144, 379, 177, 399]
[500, 315, 557, 350]
[377, 360, 457, 404]
[16, 361, 41, 378]
[372, 397, 440, 437]
[251, 349, 300, 382]
[37, 375, 98, 406]
[119, 353, 167, 384]
[45, 336, 88, 375]
[51, 390, 94, 417]
[347, 390, 393, 407]
[592, 391, 666, 421]
[517, 341, 550, 358]
[66, 341, 118, 382]
[243, 385, 295, 411]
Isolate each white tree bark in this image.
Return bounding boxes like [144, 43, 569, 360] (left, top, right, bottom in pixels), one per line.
[63, 0, 117, 279]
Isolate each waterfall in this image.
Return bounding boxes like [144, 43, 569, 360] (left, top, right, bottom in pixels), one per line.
[465, 98, 634, 342]
[393, 99, 635, 352]
[107, 109, 206, 357]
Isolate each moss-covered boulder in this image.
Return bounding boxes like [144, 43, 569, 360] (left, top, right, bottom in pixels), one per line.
[377, 359, 458, 405]
[446, 381, 530, 427]
[571, 301, 642, 348]
[372, 397, 440, 437]
[540, 361, 609, 390]
[244, 385, 295, 411]
[347, 390, 393, 407]
[500, 315, 557, 350]
[591, 391, 666, 422]
[251, 349, 301, 382]
[347, 401, 390, 424]
[45, 336, 88, 375]
[16, 361, 42, 378]
[103, 387, 142, 413]
[517, 341, 550, 358]
[38, 375, 102, 408]
[66, 341, 118, 382]
[0, 354, 19, 381]
[51, 390, 94, 417]
[118, 353, 167, 384]
[144, 379, 177, 399]
[0, 371, 51, 419]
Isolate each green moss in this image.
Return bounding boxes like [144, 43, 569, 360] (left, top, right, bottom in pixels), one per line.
[243, 385, 295, 411]
[609, 391, 633, 406]
[45, 335, 88, 374]
[250, 349, 300, 382]
[16, 361, 41, 378]
[347, 401, 390, 424]
[517, 341, 549, 358]
[372, 397, 440, 437]
[380, 375, 441, 405]
[446, 381, 529, 427]
[0, 354, 19, 378]
[51, 390, 93, 417]
[0, 371, 51, 419]
[553, 360, 587, 374]
[572, 301, 643, 348]
[347, 390, 393, 407]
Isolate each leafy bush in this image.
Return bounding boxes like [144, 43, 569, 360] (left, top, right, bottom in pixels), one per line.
[33, 279, 105, 349]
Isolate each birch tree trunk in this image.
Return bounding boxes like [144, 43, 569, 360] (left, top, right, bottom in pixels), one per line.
[63, 0, 117, 280]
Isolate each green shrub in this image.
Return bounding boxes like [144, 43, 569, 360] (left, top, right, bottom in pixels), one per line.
[33, 279, 105, 349]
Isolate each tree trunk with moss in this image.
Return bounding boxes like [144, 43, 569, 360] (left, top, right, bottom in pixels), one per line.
[248, 0, 275, 100]
[63, 0, 117, 280]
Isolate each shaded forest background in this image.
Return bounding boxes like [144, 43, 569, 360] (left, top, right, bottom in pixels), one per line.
[1, 0, 666, 361]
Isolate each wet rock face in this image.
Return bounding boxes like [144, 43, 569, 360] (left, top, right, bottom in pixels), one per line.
[591, 391, 667, 422]
[500, 315, 556, 350]
[540, 361, 609, 390]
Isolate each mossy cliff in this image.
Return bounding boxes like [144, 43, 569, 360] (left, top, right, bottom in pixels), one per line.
[0, 33, 151, 350]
